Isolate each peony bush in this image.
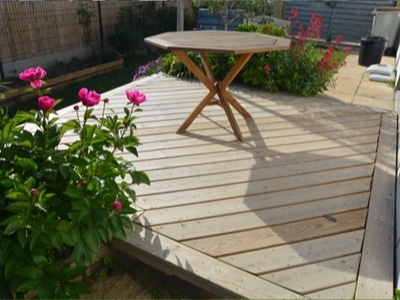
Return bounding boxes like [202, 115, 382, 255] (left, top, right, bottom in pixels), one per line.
[0, 67, 150, 298]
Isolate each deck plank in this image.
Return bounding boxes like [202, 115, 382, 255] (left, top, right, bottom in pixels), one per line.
[261, 254, 360, 294]
[305, 282, 356, 299]
[220, 230, 364, 274]
[355, 113, 397, 299]
[183, 209, 367, 257]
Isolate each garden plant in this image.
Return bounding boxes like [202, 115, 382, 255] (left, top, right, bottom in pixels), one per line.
[160, 8, 351, 97]
[0, 67, 150, 298]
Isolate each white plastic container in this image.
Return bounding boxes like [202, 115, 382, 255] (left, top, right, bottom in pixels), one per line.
[372, 7, 400, 54]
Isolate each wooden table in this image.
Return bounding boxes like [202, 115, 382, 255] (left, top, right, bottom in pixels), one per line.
[145, 30, 291, 141]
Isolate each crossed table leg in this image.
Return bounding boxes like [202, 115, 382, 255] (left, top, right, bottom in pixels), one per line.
[172, 49, 254, 141]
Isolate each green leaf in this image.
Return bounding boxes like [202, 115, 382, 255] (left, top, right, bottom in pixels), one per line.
[3, 218, 25, 235]
[7, 201, 32, 212]
[131, 171, 150, 185]
[59, 163, 71, 179]
[33, 256, 48, 269]
[25, 177, 36, 190]
[122, 185, 136, 202]
[17, 229, 28, 248]
[65, 185, 84, 199]
[14, 157, 38, 172]
[30, 233, 40, 251]
[50, 231, 63, 250]
[67, 140, 84, 153]
[126, 146, 138, 156]
[1, 122, 12, 139]
[120, 216, 133, 229]
[37, 279, 55, 299]
[87, 177, 102, 192]
[16, 279, 38, 293]
[19, 265, 43, 280]
[5, 192, 29, 202]
[62, 120, 80, 134]
[81, 229, 99, 253]
[70, 156, 89, 167]
[59, 230, 75, 247]
[71, 240, 85, 263]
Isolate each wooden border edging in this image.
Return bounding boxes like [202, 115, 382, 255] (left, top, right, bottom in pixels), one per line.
[355, 113, 397, 299]
[1, 58, 124, 102]
[111, 223, 306, 299]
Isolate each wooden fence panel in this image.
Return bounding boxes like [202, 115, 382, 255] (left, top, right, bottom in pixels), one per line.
[0, 1, 149, 65]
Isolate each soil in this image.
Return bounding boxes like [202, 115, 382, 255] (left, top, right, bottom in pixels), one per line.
[82, 248, 217, 299]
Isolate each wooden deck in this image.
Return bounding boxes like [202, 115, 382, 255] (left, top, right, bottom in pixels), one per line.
[59, 74, 397, 299]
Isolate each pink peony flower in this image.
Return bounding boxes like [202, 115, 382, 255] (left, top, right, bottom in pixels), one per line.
[126, 90, 147, 106]
[78, 88, 101, 107]
[113, 201, 122, 212]
[19, 66, 47, 89]
[38, 96, 55, 112]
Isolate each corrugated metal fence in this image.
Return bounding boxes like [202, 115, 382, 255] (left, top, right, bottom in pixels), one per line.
[282, 0, 395, 43]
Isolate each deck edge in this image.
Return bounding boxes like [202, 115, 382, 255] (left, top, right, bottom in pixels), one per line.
[355, 112, 397, 299]
[110, 223, 306, 299]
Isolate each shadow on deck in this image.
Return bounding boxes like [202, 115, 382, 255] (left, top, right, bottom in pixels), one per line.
[59, 74, 396, 299]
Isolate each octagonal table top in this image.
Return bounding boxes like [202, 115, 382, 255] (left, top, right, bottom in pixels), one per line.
[144, 30, 291, 54]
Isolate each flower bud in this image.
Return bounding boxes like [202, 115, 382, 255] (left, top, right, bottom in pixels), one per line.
[73, 105, 79, 111]
[113, 201, 122, 212]
[103, 98, 109, 104]
[31, 188, 38, 197]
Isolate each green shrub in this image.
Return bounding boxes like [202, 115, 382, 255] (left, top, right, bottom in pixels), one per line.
[160, 10, 350, 97]
[240, 9, 351, 96]
[161, 52, 203, 79]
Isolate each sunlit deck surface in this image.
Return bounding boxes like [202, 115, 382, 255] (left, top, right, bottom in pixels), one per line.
[60, 74, 396, 299]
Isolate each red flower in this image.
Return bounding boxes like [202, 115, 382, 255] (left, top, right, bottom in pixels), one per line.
[113, 201, 122, 212]
[78, 88, 101, 107]
[126, 90, 147, 106]
[290, 7, 298, 20]
[38, 96, 55, 112]
[264, 65, 271, 73]
[19, 66, 47, 89]
[307, 13, 322, 39]
[343, 46, 352, 56]
[335, 35, 343, 44]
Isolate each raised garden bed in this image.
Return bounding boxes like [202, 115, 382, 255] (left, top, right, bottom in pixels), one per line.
[0, 58, 124, 105]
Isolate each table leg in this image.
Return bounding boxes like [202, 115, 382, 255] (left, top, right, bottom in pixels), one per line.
[219, 53, 253, 119]
[171, 49, 253, 141]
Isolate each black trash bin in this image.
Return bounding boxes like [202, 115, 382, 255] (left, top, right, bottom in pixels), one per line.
[358, 36, 387, 67]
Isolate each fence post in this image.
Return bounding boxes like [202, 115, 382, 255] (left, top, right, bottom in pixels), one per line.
[177, 0, 184, 31]
[97, 1, 104, 46]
